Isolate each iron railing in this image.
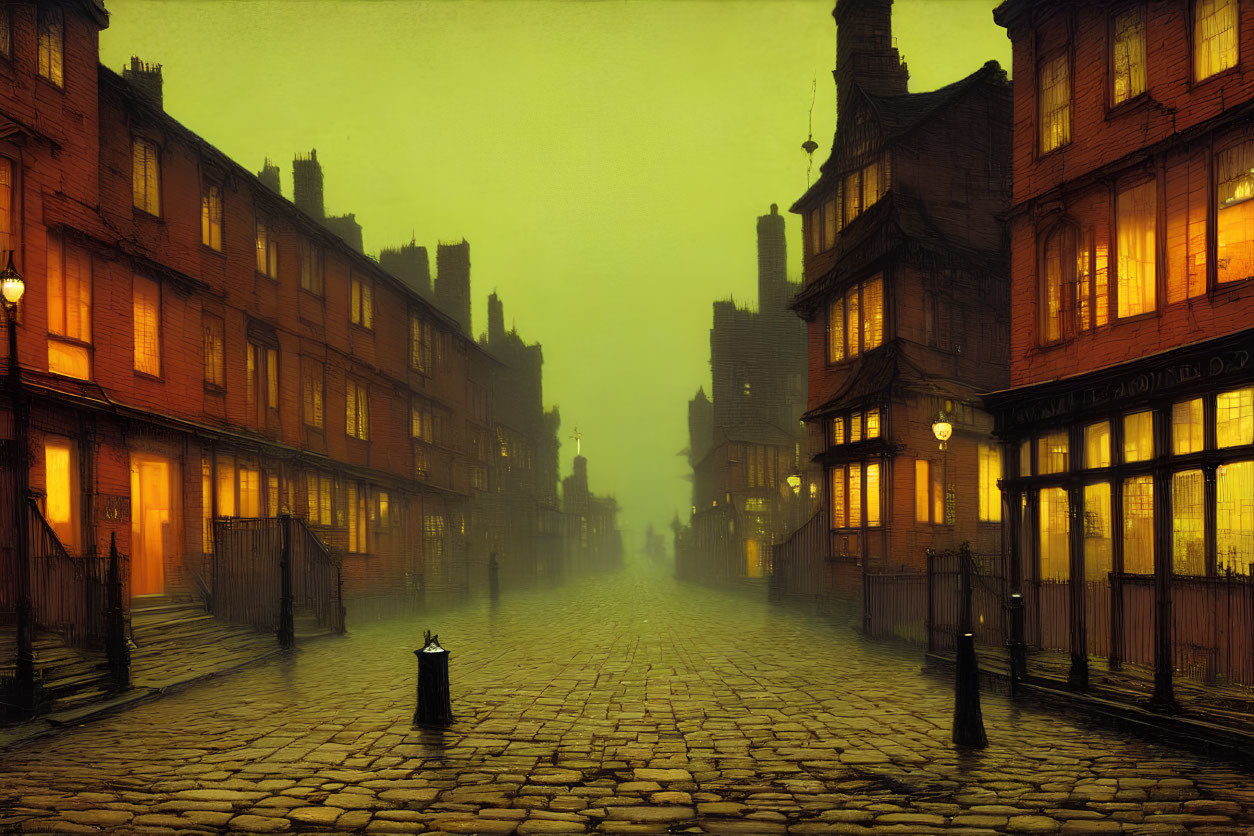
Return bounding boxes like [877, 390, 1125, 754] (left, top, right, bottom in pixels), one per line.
[26, 498, 117, 649]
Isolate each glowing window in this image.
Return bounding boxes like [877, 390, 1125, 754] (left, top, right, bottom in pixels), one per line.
[350, 275, 373, 329]
[1194, 0, 1238, 82]
[132, 276, 161, 376]
[848, 463, 862, 527]
[1123, 411, 1154, 462]
[850, 412, 863, 443]
[1084, 421, 1111, 468]
[1173, 469, 1205, 576]
[1042, 225, 1072, 342]
[1172, 399, 1204, 455]
[823, 195, 838, 249]
[378, 491, 391, 527]
[0, 158, 14, 259]
[1037, 431, 1069, 474]
[132, 138, 160, 216]
[1019, 439, 1031, 476]
[348, 483, 368, 554]
[1217, 141, 1254, 285]
[915, 459, 930, 523]
[46, 233, 92, 380]
[411, 404, 433, 442]
[842, 169, 861, 226]
[1123, 475, 1155, 573]
[863, 275, 883, 351]
[978, 443, 1001, 523]
[266, 348, 278, 409]
[1083, 482, 1112, 581]
[37, 7, 62, 87]
[1117, 180, 1157, 318]
[410, 315, 433, 373]
[43, 437, 77, 552]
[299, 238, 324, 296]
[301, 358, 323, 429]
[1167, 150, 1208, 304]
[346, 379, 369, 441]
[828, 296, 844, 363]
[831, 416, 845, 446]
[830, 465, 846, 528]
[1217, 460, 1253, 573]
[203, 315, 224, 388]
[201, 181, 222, 251]
[1112, 7, 1146, 105]
[866, 462, 881, 528]
[1217, 387, 1253, 448]
[846, 285, 860, 358]
[1039, 487, 1070, 581]
[1038, 52, 1070, 153]
[866, 408, 880, 439]
[255, 214, 279, 278]
[238, 464, 260, 518]
[216, 456, 236, 518]
[201, 456, 212, 552]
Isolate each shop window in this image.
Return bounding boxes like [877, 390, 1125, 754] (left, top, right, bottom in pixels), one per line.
[1194, 0, 1238, 82]
[978, 443, 1002, 522]
[301, 358, 323, 429]
[132, 138, 160, 216]
[1172, 470, 1205, 576]
[37, 6, 63, 87]
[346, 378, 369, 441]
[866, 408, 881, 439]
[203, 315, 224, 389]
[1038, 51, 1071, 153]
[43, 437, 78, 553]
[1216, 387, 1253, 448]
[1117, 180, 1157, 318]
[1112, 7, 1147, 105]
[1037, 431, 1069, 474]
[46, 233, 92, 380]
[255, 214, 279, 278]
[1019, 439, 1032, 476]
[201, 181, 222, 251]
[350, 274, 373, 329]
[1039, 487, 1070, 580]
[1217, 140, 1254, 284]
[1084, 421, 1111, 468]
[132, 275, 161, 376]
[1217, 460, 1253, 573]
[1123, 411, 1154, 462]
[1123, 476, 1155, 573]
[1173, 398, 1204, 454]
[1083, 482, 1112, 580]
[299, 238, 324, 296]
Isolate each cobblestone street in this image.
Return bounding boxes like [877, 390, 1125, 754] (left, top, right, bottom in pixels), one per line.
[1, 564, 1252, 835]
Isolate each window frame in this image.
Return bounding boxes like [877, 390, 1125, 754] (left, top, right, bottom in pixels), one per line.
[1037, 48, 1073, 156]
[36, 5, 64, 89]
[131, 274, 162, 378]
[1114, 176, 1159, 321]
[255, 211, 279, 280]
[1192, 0, 1240, 85]
[300, 356, 325, 431]
[346, 377, 370, 441]
[132, 136, 162, 218]
[299, 237, 325, 297]
[200, 175, 224, 252]
[203, 313, 225, 391]
[1109, 4, 1149, 110]
[350, 273, 374, 330]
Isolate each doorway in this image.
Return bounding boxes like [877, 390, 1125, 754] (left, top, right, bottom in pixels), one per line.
[130, 452, 179, 597]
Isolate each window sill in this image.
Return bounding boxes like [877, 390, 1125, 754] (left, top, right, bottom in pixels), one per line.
[134, 369, 163, 383]
[204, 382, 226, 396]
[200, 244, 226, 258]
[256, 270, 279, 283]
[1104, 92, 1150, 121]
[349, 322, 374, 335]
[1035, 141, 1071, 162]
[1189, 63, 1241, 91]
[298, 287, 325, 301]
[133, 207, 162, 223]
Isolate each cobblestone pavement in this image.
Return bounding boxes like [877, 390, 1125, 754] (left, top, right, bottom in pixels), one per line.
[1, 563, 1252, 835]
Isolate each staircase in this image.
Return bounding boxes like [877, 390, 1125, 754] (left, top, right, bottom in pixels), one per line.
[0, 630, 117, 716]
[128, 592, 279, 689]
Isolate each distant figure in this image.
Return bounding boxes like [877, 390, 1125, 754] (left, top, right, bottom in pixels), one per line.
[488, 552, 500, 600]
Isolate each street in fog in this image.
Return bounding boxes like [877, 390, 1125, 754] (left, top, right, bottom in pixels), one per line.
[0, 564, 1251, 834]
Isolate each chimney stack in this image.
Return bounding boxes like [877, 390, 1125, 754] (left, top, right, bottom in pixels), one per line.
[292, 149, 325, 219]
[257, 158, 281, 194]
[123, 57, 163, 109]
[834, 0, 909, 116]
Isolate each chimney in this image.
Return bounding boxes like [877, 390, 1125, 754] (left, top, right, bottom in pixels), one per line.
[292, 149, 325, 219]
[834, 0, 909, 116]
[379, 240, 432, 299]
[756, 203, 787, 312]
[435, 240, 472, 335]
[257, 158, 281, 194]
[487, 292, 505, 347]
[123, 57, 163, 109]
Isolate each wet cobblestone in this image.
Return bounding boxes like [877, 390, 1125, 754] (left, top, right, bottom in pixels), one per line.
[1, 565, 1252, 834]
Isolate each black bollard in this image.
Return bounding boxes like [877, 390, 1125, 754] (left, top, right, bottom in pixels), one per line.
[414, 630, 453, 725]
[1007, 592, 1026, 699]
[953, 632, 988, 748]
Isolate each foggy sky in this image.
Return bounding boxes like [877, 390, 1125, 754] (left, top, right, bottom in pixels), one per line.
[99, 0, 1009, 548]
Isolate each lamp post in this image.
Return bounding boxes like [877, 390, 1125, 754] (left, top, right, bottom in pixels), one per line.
[932, 411, 952, 529]
[1, 251, 33, 716]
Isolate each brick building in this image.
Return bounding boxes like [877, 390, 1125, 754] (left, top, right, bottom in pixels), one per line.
[784, 0, 1012, 586]
[675, 205, 817, 585]
[989, 0, 1254, 702]
[0, 0, 499, 631]
[561, 452, 622, 574]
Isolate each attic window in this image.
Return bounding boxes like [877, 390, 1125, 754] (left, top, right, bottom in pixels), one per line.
[37, 7, 63, 88]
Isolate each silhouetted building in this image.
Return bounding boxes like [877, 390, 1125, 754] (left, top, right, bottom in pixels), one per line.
[562, 454, 623, 572]
[436, 240, 472, 334]
[257, 158, 281, 194]
[122, 56, 162, 109]
[289, 149, 364, 252]
[675, 205, 817, 585]
[780, 0, 1011, 595]
[380, 240, 433, 300]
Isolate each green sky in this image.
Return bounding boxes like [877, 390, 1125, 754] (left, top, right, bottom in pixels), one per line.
[100, 0, 1009, 550]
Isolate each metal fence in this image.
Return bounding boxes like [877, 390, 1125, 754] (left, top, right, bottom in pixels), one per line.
[863, 570, 927, 643]
[292, 519, 345, 634]
[768, 510, 828, 601]
[928, 548, 1006, 653]
[28, 498, 116, 648]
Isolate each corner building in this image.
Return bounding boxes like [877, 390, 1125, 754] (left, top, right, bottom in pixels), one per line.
[790, 0, 1012, 574]
[989, 0, 1254, 701]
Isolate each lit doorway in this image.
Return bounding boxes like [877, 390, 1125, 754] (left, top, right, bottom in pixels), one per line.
[130, 452, 179, 596]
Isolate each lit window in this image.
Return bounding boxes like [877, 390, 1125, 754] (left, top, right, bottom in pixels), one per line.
[831, 465, 846, 528]
[350, 274, 373, 329]
[46, 233, 92, 380]
[846, 285, 860, 358]
[201, 456, 212, 552]
[1173, 469, 1205, 576]
[410, 315, 433, 373]
[132, 275, 161, 376]
[1167, 150, 1209, 303]
[1217, 387, 1253, 448]
[301, 358, 323, 429]
[839, 156, 889, 228]
[201, 181, 222, 251]
[37, 7, 62, 88]
[411, 404, 433, 442]
[203, 315, 224, 388]
[1039, 486, 1070, 580]
[823, 194, 837, 250]
[0, 158, 14, 257]
[866, 408, 880, 439]
[1083, 483, 1112, 580]
[378, 491, 391, 527]
[415, 446, 429, 480]
[346, 378, 369, 441]
[1084, 421, 1111, 468]
[866, 462, 881, 527]
[266, 348, 278, 409]
[255, 214, 278, 278]
[1172, 399, 1204, 454]
[1042, 224, 1092, 342]
[933, 462, 945, 524]
[1038, 52, 1071, 153]
[267, 474, 279, 517]
[0, 5, 11, 60]
[1217, 460, 1253, 573]
[843, 169, 862, 225]
[132, 138, 160, 216]
[305, 472, 333, 526]
[43, 437, 78, 552]
[832, 416, 845, 446]
[1019, 439, 1032, 476]
[1116, 180, 1156, 318]
[850, 412, 863, 443]
[915, 459, 930, 523]
[238, 463, 260, 518]
[347, 483, 368, 554]
[828, 296, 844, 363]
[216, 456, 236, 518]
[848, 463, 862, 527]
[299, 238, 324, 296]
[1042, 225, 1069, 343]
[1123, 411, 1154, 462]
[1112, 7, 1147, 105]
[978, 443, 1001, 522]
[1216, 141, 1254, 285]
[1194, 0, 1238, 82]
[862, 275, 883, 350]
[1037, 431, 1069, 474]
[1123, 475, 1155, 573]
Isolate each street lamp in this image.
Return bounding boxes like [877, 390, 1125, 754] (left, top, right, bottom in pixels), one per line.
[1, 250, 33, 717]
[932, 410, 952, 529]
